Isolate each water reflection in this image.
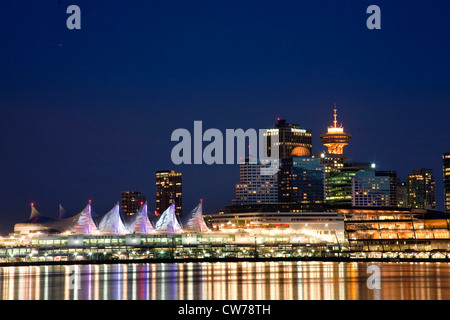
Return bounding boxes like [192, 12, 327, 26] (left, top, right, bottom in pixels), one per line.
[1, 261, 450, 300]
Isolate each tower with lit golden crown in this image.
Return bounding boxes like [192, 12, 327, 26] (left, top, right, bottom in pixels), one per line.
[319, 105, 354, 205]
[320, 106, 352, 155]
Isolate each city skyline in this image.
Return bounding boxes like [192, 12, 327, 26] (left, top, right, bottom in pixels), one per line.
[0, 1, 449, 234]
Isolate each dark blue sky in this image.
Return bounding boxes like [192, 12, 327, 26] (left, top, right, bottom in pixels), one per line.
[0, 0, 449, 234]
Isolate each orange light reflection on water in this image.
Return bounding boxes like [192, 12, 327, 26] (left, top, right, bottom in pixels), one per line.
[1, 261, 450, 300]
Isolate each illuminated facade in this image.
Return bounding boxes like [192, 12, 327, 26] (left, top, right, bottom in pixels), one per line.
[206, 211, 345, 244]
[319, 153, 346, 177]
[265, 119, 312, 159]
[156, 170, 182, 215]
[406, 168, 436, 210]
[278, 155, 325, 204]
[444, 153, 450, 213]
[232, 158, 278, 205]
[342, 207, 450, 254]
[325, 162, 373, 206]
[319, 106, 354, 203]
[352, 171, 391, 207]
[376, 171, 399, 207]
[121, 191, 146, 216]
[320, 107, 351, 156]
[14, 201, 208, 236]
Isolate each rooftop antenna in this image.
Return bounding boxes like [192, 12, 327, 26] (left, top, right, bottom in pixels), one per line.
[333, 104, 338, 128]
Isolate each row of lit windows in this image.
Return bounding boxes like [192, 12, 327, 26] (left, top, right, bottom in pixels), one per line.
[349, 230, 450, 240]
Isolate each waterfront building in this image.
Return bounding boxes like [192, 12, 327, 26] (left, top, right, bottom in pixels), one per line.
[232, 157, 278, 205]
[0, 229, 342, 263]
[406, 168, 436, 210]
[156, 170, 182, 215]
[14, 203, 56, 235]
[224, 201, 325, 213]
[121, 191, 146, 216]
[341, 207, 450, 254]
[278, 149, 325, 204]
[352, 171, 391, 207]
[205, 211, 345, 245]
[265, 118, 312, 159]
[14, 200, 209, 236]
[444, 153, 450, 213]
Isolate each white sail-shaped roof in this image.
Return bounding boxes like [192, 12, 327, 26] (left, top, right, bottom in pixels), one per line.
[26, 204, 55, 224]
[97, 202, 128, 234]
[184, 201, 209, 232]
[129, 202, 154, 233]
[49, 202, 98, 234]
[29, 204, 41, 221]
[155, 203, 182, 232]
[13, 204, 55, 235]
[72, 203, 99, 234]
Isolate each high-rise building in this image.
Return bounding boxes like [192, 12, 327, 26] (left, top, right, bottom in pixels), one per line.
[265, 118, 312, 159]
[319, 106, 352, 202]
[325, 162, 373, 206]
[376, 171, 399, 207]
[352, 171, 391, 207]
[406, 168, 436, 210]
[320, 106, 352, 157]
[443, 153, 450, 213]
[318, 153, 347, 178]
[278, 148, 325, 204]
[121, 191, 146, 216]
[232, 157, 278, 205]
[156, 170, 182, 215]
[396, 181, 407, 208]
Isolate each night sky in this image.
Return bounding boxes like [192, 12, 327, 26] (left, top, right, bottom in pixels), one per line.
[0, 0, 449, 234]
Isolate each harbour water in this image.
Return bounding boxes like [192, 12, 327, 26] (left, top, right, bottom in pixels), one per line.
[1, 261, 450, 300]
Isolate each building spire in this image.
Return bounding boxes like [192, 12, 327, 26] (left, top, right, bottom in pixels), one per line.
[333, 104, 338, 128]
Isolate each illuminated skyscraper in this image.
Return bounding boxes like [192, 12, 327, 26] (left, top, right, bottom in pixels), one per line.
[352, 171, 391, 207]
[376, 171, 399, 207]
[320, 105, 355, 204]
[319, 106, 351, 176]
[443, 153, 450, 213]
[325, 162, 373, 206]
[396, 181, 407, 208]
[406, 168, 436, 210]
[156, 170, 182, 215]
[278, 149, 325, 205]
[265, 118, 312, 159]
[121, 191, 146, 216]
[232, 157, 278, 205]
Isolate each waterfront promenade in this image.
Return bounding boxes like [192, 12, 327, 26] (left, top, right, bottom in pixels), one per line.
[2, 240, 450, 267]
